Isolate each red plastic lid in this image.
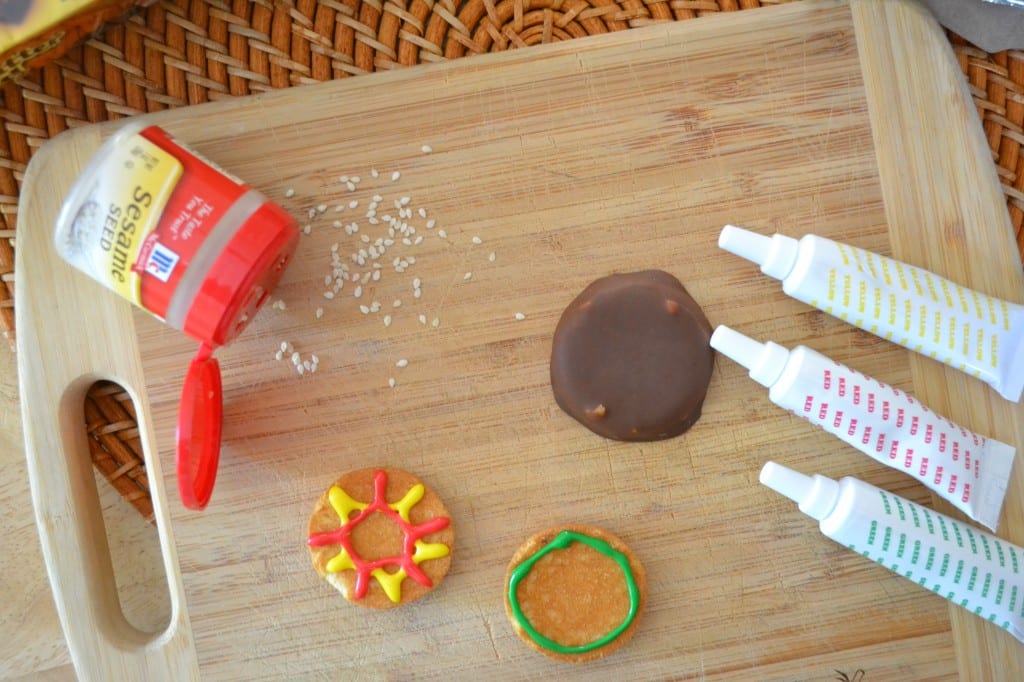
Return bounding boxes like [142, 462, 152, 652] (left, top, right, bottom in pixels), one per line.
[184, 200, 300, 347]
[176, 343, 223, 510]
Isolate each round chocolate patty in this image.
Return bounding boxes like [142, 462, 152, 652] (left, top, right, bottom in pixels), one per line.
[550, 270, 714, 441]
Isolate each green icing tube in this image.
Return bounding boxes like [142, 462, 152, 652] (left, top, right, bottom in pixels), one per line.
[761, 461, 1024, 643]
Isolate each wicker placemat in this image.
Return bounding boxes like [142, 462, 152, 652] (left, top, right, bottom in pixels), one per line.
[1, 0, 1022, 519]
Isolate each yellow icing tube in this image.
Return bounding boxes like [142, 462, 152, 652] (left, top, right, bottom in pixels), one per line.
[719, 225, 1024, 403]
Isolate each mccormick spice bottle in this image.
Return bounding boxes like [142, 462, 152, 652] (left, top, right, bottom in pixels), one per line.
[54, 121, 300, 509]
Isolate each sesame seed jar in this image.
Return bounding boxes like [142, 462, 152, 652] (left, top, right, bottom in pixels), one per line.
[54, 121, 300, 348]
[54, 121, 301, 509]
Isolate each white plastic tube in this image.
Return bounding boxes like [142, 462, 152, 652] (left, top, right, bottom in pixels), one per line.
[760, 461, 1024, 644]
[718, 225, 1024, 403]
[712, 325, 1016, 530]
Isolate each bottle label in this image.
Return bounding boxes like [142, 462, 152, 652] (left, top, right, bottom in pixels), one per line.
[60, 126, 248, 321]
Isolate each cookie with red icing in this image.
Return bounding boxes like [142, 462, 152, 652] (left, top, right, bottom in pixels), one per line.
[307, 467, 454, 608]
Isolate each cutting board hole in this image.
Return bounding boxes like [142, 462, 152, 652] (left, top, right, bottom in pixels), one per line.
[85, 380, 172, 634]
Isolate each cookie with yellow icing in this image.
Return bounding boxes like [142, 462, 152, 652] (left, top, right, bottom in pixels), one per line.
[307, 467, 454, 609]
[504, 524, 646, 663]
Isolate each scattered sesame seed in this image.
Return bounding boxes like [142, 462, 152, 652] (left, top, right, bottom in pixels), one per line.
[285, 188, 295, 198]
[354, 285, 363, 298]
[489, 252, 496, 262]
[413, 277, 421, 288]
[370, 301, 381, 312]
[309, 363, 318, 374]
[303, 225, 312, 235]
[280, 341, 289, 352]
[372, 269, 381, 281]
[324, 274, 332, 286]
[372, 194, 383, 202]
[418, 314, 427, 324]
[349, 200, 359, 209]
[361, 234, 371, 243]
[421, 144, 432, 154]
[339, 175, 349, 183]
[346, 181, 356, 191]
[418, 208, 427, 218]
[393, 299, 402, 308]
[351, 176, 360, 184]
[384, 315, 392, 327]
[414, 288, 422, 298]
[426, 219, 436, 229]
[515, 312, 526, 320]
[371, 168, 379, 178]
[275, 350, 284, 361]
[317, 204, 328, 213]
[324, 291, 335, 299]
[396, 359, 409, 368]
[400, 196, 411, 206]
[472, 236, 482, 244]
[360, 305, 370, 314]
[316, 307, 324, 319]
[406, 256, 416, 264]
[388, 377, 396, 388]
[297, 364, 305, 375]
[414, 235, 423, 245]
[431, 318, 440, 328]
[332, 220, 342, 228]
[438, 229, 447, 239]
[291, 352, 301, 365]
[391, 171, 401, 182]
[335, 205, 345, 212]
[464, 272, 472, 281]
[303, 360, 311, 371]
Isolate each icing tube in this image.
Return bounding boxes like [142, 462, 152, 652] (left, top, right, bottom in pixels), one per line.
[760, 461, 1024, 645]
[718, 225, 1024, 403]
[711, 325, 1016, 530]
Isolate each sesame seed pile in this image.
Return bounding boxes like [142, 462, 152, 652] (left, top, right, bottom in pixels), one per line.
[265, 145, 526, 385]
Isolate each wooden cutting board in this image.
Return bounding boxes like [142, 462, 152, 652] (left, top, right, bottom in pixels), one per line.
[16, 0, 1024, 678]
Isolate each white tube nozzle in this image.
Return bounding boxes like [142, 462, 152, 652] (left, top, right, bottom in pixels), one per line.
[760, 461, 840, 521]
[718, 224, 799, 280]
[710, 325, 790, 388]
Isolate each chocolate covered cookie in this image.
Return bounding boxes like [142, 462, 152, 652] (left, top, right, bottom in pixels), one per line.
[550, 270, 714, 441]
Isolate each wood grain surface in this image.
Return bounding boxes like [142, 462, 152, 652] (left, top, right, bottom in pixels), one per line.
[11, 0, 1024, 679]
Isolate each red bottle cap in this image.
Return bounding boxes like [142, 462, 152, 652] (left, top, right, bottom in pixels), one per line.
[176, 343, 223, 510]
[184, 200, 300, 347]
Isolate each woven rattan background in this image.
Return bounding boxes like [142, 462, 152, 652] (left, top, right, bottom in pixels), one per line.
[1, 0, 1022, 519]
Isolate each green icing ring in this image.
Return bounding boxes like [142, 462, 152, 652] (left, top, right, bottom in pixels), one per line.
[507, 529, 640, 655]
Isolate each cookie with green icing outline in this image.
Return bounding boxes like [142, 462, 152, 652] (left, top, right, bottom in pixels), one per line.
[504, 524, 646, 662]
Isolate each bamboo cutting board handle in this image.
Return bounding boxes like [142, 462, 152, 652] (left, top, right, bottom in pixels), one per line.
[15, 126, 199, 680]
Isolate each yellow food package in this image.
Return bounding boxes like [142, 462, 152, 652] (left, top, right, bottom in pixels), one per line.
[0, 0, 149, 83]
